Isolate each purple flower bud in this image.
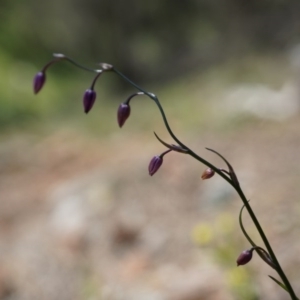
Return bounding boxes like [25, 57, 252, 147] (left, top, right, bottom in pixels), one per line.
[83, 89, 96, 114]
[201, 168, 215, 180]
[148, 155, 163, 176]
[237, 249, 253, 266]
[117, 103, 131, 128]
[33, 71, 46, 94]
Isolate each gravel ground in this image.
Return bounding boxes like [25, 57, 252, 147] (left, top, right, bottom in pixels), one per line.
[0, 110, 300, 300]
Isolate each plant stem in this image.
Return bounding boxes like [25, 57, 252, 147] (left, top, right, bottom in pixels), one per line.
[112, 67, 297, 300]
[235, 186, 297, 299]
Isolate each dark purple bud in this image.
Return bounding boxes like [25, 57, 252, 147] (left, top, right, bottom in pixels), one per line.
[237, 249, 253, 266]
[148, 155, 163, 176]
[117, 103, 131, 128]
[201, 168, 215, 180]
[33, 71, 46, 94]
[83, 89, 96, 114]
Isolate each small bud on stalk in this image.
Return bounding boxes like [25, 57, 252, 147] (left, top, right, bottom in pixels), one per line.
[33, 55, 67, 95]
[83, 89, 97, 113]
[148, 155, 163, 176]
[148, 149, 172, 176]
[237, 248, 254, 266]
[117, 103, 131, 128]
[201, 168, 215, 180]
[33, 71, 46, 94]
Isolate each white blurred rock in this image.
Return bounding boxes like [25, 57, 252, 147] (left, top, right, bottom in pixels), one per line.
[223, 82, 299, 121]
[47, 169, 113, 249]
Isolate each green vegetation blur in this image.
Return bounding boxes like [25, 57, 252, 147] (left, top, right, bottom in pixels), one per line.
[0, 0, 299, 131]
[0, 2, 299, 299]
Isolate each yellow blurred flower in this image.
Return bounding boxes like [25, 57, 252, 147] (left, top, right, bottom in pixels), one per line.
[191, 223, 214, 246]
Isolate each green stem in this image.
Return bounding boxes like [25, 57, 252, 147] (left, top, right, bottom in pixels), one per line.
[235, 186, 297, 299]
[55, 53, 102, 73]
[112, 68, 234, 185]
[112, 67, 297, 300]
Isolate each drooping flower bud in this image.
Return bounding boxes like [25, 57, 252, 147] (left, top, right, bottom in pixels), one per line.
[148, 155, 163, 176]
[236, 249, 253, 266]
[148, 150, 171, 176]
[33, 71, 46, 94]
[201, 168, 215, 180]
[83, 89, 96, 114]
[117, 103, 131, 128]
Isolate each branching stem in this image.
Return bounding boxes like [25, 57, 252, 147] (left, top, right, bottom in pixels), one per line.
[111, 67, 297, 300]
[42, 54, 297, 299]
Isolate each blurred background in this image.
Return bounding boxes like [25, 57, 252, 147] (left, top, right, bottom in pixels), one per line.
[1, 0, 300, 299]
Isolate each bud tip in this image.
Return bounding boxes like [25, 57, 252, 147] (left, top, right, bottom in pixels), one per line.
[33, 71, 46, 94]
[201, 168, 215, 180]
[117, 103, 131, 128]
[236, 249, 253, 266]
[83, 89, 97, 114]
[148, 155, 163, 176]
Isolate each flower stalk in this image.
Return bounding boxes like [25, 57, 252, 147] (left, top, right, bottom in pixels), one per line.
[34, 53, 298, 299]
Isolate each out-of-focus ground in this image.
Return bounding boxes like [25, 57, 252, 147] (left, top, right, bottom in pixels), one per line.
[0, 51, 300, 300]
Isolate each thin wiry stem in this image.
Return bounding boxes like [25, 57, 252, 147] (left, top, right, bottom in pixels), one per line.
[112, 68, 234, 186]
[111, 67, 297, 300]
[40, 54, 297, 299]
[236, 186, 297, 299]
[52, 53, 102, 73]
